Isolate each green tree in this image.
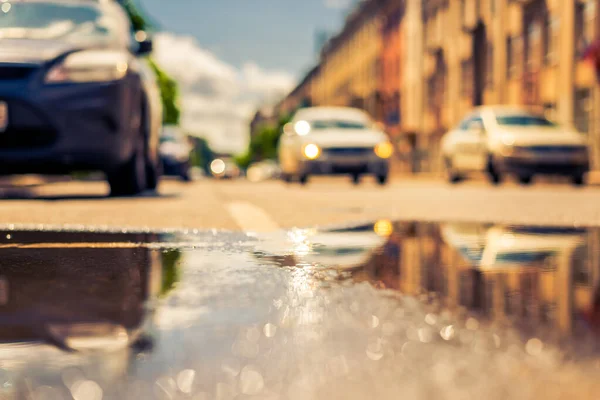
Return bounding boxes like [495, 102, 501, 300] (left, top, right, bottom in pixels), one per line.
[189, 136, 215, 174]
[148, 59, 181, 125]
[236, 114, 292, 170]
[122, 0, 181, 125]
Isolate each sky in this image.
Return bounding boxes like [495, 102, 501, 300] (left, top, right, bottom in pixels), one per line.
[138, 0, 358, 154]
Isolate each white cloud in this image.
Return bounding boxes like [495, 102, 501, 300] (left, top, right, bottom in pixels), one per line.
[324, 0, 353, 9]
[153, 32, 296, 154]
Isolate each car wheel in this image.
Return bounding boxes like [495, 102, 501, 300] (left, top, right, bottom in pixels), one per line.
[487, 158, 503, 185]
[518, 175, 533, 185]
[179, 164, 191, 182]
[299, 174, 309, 185]
[376, 174, 388, 185]
[282, 173, 292, 183]
[108, 137, 147, 197]
[572, 174, 585, 186]
[180, 171, 191, 182]
[351, 173, 361, 185]
[146, 157, 160, 191]
[444, 157, 462, 184]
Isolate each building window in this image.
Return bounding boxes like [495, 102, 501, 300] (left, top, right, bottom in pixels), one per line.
[574, 88, 592, 134]
[575, 2, 587, 57]
[507, 36, 515, 78]
[461, 60, 473, 98]
[544, 16, 559, 65]
[487, 41, 494, 88]
[427, 77, 436, 108]
[585, 0, 596, 44]
[542, 13, 550, 65]
[526, 22, 541, 71]
[543, 103, 557, 121]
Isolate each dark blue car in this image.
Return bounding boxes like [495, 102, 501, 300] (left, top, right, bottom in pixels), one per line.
[0, 0, 163, 196]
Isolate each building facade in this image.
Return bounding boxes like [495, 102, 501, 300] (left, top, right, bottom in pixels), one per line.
[419, 0, 600, 173]
[380, 0, 405, 137]
[316, 0, 384, 119]
[272, 0, 600, 175]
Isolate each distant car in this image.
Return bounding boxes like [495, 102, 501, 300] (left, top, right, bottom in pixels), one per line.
[277, 107, 393, 185]
[246, 160, 281, 182]
[0, 0, 163, 196]
[210, 158, 240, 179]
[441, 106, 590, 185]
[159, 126, 192, 181]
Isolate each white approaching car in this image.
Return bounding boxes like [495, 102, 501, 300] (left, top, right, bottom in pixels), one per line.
[440, 106, 590, 185]
[277, 107, 393, 185]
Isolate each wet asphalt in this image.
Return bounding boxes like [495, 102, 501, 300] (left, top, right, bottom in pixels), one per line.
[1, 220, 600, 399]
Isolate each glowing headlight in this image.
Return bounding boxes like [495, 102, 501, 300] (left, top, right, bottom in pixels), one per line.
[210, 159, 226, 175]
[374, 142, 394, 159]
[374, 219, 393, 237]
[46, 51, 129, 84]
[295, 121, 311, 136]
[303, 143, 320, 160]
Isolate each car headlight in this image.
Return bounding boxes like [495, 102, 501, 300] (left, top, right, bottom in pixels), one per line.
[303, 143, 320, 160]
[46, 51, 129, 84]
[374, 142, 394, 159]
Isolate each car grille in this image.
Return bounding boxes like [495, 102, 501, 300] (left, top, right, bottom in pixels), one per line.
[0, 100, 57, 149]
[527, 145, 586, 153]
[324, 147, 372, 156]
[0, 65, 38, 81]
[0, 128, 57, 149]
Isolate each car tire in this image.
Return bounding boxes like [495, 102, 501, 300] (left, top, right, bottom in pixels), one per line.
[180, 171, 191, 182]
[351, 173, 361, 185]
[299, 174, 309, 185]
[108, 137, 147, 197]
[487, 157, 503, 185]
[444, 157, 462, 184]
[518, 175, 533, 185]
[572, 174, 585, 186]
[282, 173, 292, 183]
[180, 164, 191, 182]
[376, 174, 388, 185]
[146, 157, 160, 191]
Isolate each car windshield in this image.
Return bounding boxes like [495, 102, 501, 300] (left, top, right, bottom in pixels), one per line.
[496, 114, 557, 127]
[310, 120, 369, 130]
[160, 135, 177, 144]
[0, 1, 120, 44]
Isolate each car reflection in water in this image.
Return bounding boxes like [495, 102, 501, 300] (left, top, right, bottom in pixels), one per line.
[353, 221, 600, 344]
[0, 230, 174, 398]
[258, 220, 600, 346]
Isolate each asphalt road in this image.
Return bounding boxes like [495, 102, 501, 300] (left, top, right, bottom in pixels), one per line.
[1, 175, 600, 230]
[4, 177, 600, 399]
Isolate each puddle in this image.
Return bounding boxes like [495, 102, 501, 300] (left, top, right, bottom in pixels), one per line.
[1, 222, 600, 399]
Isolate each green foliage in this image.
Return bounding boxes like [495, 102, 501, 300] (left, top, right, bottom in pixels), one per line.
[122, 0, 181, 126]
[123, 1, 148, 31]
[236, 114, 292, 170]
[160, 249, 181, 297]
[148, 59, 181, 125]
[188, 136, 215, 174]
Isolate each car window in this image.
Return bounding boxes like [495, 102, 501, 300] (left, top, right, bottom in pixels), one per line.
[466, 117, 484, 130]
[0, 0, 128, 47]
[458, 115, 482, 131]
[496, 114, 557, 127]
[458, 118, 472, 130]
[310, 120, 369, 130]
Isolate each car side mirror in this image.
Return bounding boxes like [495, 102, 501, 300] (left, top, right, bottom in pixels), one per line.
[134, 31, 153, 56]
[282, 123, 295, 137]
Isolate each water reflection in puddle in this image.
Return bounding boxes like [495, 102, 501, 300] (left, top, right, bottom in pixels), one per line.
[0, 222, 599, 399]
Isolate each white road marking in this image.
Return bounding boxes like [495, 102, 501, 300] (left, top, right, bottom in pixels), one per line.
[226, 201, 281, 233]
